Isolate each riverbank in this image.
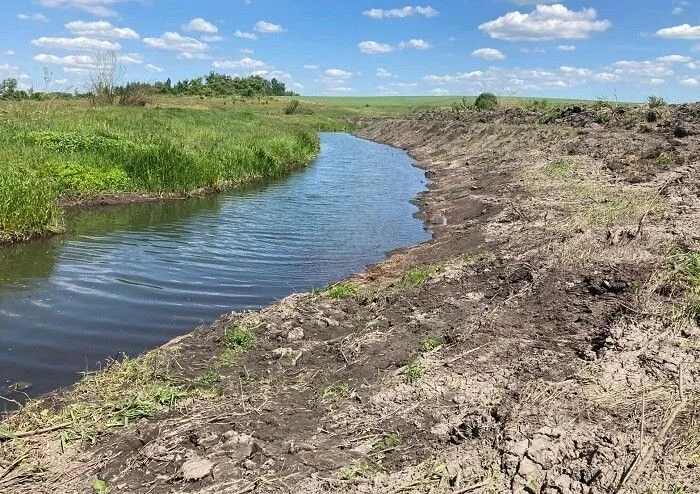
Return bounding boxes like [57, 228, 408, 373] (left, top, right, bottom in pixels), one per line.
[0, 97, 352, 244]
[2, 103, 700, 493]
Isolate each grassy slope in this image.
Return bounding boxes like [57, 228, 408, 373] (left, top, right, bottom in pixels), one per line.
[0, 97, 351, 242]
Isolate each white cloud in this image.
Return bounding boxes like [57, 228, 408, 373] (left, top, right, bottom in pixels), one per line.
[423, 71, 483, 84]
[431, 88, 450, 95]
[2, 50, 15, 56]
[240, 48, 255, 55]
[472, 48, 505, 60]
[177, 52, 213, 60]
[145, 63, 163, 72]
[479, 4, 611, 41]
[182, 18, 218, 34]
[672, 6, 685, 15]
[251, 69, 291, 80]
[560, 65, 591, 77]
[680, 77, 700, 86]
[39, 0, 135, 18]
[143, 32, 208, 53]
[33, 53, 94, 68]
[212, 57, 268, 70]
[316, 68, 354, 88]
[688, 61, 698, 69]
[118, 52, 142, 64]
[358, 41, 394, 54]
[648, 78, 665, 85]
[557, 44, 576, 51]
[325, 87, 353, 93]
[303, 64, 318, 69]
[31, 37, 121, 52]
[17, 13, 49, 21]
[612, 60, 674, 78]
[656, 24, 700, 40]
[290, 82, 304, 91]
[254, 21, 285, 33]
[234, 30, 257, 40]
[65, 20, 139, 39]
[376, 67, 396, 78]
[399, 39, 432, 50]
[201, 35, 224, 43]
[657, 54, 692, 63]
[363, 6, 439, 19]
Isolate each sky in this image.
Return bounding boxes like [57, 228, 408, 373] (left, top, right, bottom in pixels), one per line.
[1, 1, 700, 101]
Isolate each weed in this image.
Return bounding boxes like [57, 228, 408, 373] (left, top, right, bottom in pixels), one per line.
[462, 250, 489, 264]
[224, 327, 257, 351]
[656, 152, 680, 167]
[92, 477, 108, 493]
[421, 337, 443, 352]
[404, 361, 426, 383]
[371, 432, 401, 458]
[647, 95, 667, 108]
[595, 112, 612, 124]
[323, 282, 358, 299]
[340, 459, 373, 480]
[539, 161, 574, 179]
[283, 99, 300, 115]
[400, 264, 444, 287]
[322, 381, 351, 400]
[474, 92, 498, 110]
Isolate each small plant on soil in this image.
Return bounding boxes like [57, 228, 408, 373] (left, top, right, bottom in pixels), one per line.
[92, 477, 108, 493]
[340, 459, 373, 480]
[647, 95, 667, 108]
[421, 337, 443, 352]
[400, 264, 444, 287]
[404, 361, 426, 383]
[323, 282, 358, 299]
[474, 92, 498, 111]
[224, 327, 257, 351]
[371, 432, 402, 459]
[462, 250, 489, 264]
[322, 381, 351, 400]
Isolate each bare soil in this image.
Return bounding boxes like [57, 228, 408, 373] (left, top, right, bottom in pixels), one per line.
[2, 103, 700, 493]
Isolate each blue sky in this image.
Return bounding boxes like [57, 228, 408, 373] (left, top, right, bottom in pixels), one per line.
[1, 0, 699, 101]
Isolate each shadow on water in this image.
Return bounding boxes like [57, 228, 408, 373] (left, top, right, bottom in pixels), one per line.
[0, 133, 430, 405]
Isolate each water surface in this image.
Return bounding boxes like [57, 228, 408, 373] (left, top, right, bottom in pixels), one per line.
[0, 133, 429, 400]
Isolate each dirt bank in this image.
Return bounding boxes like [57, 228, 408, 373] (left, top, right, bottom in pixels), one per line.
[2, 103, 700, 493]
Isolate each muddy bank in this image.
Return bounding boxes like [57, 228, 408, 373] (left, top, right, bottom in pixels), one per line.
[2, 104, 700, 493]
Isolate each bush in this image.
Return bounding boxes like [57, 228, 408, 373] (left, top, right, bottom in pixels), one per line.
[648, 95, 667, 108]
[474, 92, 498, 110]
[284, 99, 300, 115]
[118, 85, 151, 107]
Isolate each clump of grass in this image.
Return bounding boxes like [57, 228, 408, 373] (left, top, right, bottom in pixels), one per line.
[539, 161, 575, 179]
[656, 152, 681, 167]
[340, 459, 373, 480]
[371, 432, 401, 457]
[647, 95, 667, 108]
[283, 99, 300, 115]
[568, 184, 659, 228]
[224, 327, 257, 351]
[323, 282, 359, 299]
[421, 337, 443, 352]
[404, 361, 426, 383]
[400, 264, 444, 288]
[322, 381, 351, 400]
[462, 250, 489, 264]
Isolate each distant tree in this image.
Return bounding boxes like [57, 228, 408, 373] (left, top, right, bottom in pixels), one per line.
[474, 92, 498, 110]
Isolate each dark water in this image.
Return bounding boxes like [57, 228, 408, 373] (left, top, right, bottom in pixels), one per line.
[0, 133, 429, 401]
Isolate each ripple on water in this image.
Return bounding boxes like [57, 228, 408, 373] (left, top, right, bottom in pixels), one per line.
[0, 133, 430, 398]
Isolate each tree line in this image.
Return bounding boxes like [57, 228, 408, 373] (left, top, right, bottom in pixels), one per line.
[0, 72, 298, 101]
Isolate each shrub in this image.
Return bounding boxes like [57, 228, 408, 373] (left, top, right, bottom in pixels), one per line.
[118, 85, 151, 107]
[474, 92, 498, 110]
[284, 99, 300, 115]
[648, 95, 667, 108]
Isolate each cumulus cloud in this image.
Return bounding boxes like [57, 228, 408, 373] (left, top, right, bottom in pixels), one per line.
[17, 13, 49, 21]
[31, 36, 121, 52]
[143, 32, 207, 53]
[235, 30, 257, 40]
[182, 18, 218, 34]
[212, 57, 268, 70]
[65, 20, 139, 39]
[358, 41, 394, 54]
[39, 0, 135, 18]
[557, 44, 576, 51]
[472, 48, 506, 60]
[363, 6, 439, 19]
[2, 50, 15, 56]
[316, 68, 354, 91]
[656, 24, 700, 40]
[657, 54, 692, 63]
[680, 77, 700, 86]
[33, 52, 140, 69]
[254, 21, 285, 33]
[399, 39, 432, 50]
[376, 67, 397, 78]
[479, 4, 611, 41]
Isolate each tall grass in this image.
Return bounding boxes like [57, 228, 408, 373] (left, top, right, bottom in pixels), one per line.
[0, 97, 344, 242]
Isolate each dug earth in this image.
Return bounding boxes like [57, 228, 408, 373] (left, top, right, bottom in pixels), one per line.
[2, 103, 700, 493]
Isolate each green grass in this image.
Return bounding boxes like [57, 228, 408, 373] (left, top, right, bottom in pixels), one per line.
[0, 96, 353, 242]
[399, 264, 444, 288]
[224, 327, 257, 351]
[404, 361, 426, 383]
[322, 282, 359, 299]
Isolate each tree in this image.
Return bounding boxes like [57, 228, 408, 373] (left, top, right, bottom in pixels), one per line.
[0, 78, 18, 100]
[88, 51, 123, 105]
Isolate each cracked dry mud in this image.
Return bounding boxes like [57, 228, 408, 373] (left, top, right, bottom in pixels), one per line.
[2, 103, 700, 493]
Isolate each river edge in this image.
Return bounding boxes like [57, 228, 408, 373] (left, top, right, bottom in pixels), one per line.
[2, 104, 700, 493]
